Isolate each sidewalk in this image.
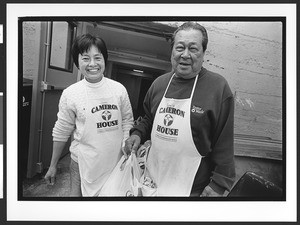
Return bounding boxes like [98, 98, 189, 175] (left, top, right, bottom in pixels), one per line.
[22, 153, 71, 197]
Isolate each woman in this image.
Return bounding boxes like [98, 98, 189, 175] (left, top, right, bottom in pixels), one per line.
[44, 34, 134, 196]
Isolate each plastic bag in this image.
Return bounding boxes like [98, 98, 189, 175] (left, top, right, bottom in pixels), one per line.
[130, 153, 143, 196]
[140, 168, 157, 196]
[136, 140, 151, 171]
[99, 141, 157, 197]
[136, 141, 157, 196]
[98, 154, 142, 197]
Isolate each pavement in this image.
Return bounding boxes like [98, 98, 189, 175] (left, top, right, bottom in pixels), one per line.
[22, 153, 71, 197]
[22, 153, 283, 198]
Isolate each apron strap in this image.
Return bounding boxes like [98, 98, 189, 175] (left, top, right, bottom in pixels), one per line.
[190, 74, 199, 98]
[162, 73, 175, 97]
[163, 73, 199, 98]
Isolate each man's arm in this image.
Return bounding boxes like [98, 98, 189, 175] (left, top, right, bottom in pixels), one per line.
[206, 96, 236, 195]
[124, 89, 155, 156]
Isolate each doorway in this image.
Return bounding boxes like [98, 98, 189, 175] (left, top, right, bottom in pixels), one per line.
[112, 63, 165, 120]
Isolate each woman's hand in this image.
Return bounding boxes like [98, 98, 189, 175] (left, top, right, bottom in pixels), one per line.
[44, 167, 57, 185]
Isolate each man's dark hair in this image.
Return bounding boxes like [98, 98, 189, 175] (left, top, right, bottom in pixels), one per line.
[171, 22, 208, 52]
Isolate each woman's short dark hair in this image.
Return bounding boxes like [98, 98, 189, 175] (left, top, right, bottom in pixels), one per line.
[72, 33, 108, 68]
[171, 22, 208, 52]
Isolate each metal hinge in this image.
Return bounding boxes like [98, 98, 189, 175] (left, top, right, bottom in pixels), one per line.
[36, 162, 43, 173]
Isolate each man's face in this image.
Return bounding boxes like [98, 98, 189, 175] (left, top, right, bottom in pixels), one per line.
[171, 29, 205, 79]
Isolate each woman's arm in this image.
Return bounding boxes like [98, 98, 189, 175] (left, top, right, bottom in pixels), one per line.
[44, 141, 66, 184]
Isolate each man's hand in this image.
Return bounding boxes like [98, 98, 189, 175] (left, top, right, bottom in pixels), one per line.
[44, 167, 57, 185]
[200, 185, 223, 197]
[124, 135, 141, 158]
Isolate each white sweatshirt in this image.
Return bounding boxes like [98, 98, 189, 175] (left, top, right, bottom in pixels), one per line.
[52, 77, 134, 162]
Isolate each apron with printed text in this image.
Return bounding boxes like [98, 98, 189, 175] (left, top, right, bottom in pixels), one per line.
[77, 85, 123, 196]
[147, 74, 202, 196]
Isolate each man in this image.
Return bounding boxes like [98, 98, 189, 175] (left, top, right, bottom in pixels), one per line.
[124, 22, 235, 197]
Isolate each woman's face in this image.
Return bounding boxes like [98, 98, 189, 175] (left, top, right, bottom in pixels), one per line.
[78, 45, 105, 83]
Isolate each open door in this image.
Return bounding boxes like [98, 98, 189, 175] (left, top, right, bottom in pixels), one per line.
[39, 21, 80, 172]
[25, 21, 81, 178]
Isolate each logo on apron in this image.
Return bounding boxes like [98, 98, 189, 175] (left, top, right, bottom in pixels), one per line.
[102, 110, 112, 120]
[94, 104, 119, 133]
[164, 114, 174, 126]
[191, 105, 205, 114]
[156, 113, 180, 142]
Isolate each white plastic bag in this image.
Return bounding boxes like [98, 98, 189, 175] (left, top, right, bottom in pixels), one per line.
[140, 167, 157, 196]
[99, 141, 157, 197]
[136, 141, 157, 196]
[98, 154, 142, 197]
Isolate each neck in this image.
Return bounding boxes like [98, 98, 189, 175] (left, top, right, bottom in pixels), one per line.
[85, 76, 103, 83]
[174, 73, 198, 80]
[85, 77, 103, 84]
[174, 68, 201, 80]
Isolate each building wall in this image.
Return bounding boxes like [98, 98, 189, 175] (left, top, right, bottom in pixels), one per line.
[23, 22, 42, 81]
[201, 22, 282, 141]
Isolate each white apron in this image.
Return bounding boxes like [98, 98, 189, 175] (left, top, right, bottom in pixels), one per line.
[77, 84, 123, 196]
[147, 74, 202, 196]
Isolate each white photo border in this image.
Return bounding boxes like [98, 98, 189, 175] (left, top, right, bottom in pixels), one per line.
[7, 3, 296, 222]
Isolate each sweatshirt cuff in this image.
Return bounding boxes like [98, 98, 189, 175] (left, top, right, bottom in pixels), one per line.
[208, 180, 226, 195]
[53, 136, 69, 142]
[129, 128, 142, 138]
[131, 130, 142, 139]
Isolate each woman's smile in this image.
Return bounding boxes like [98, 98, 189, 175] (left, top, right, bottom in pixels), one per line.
[87, 68, 100, 74]
[78, 45, 106, 83]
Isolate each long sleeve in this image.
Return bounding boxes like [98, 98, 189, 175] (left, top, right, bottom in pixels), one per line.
[52, 78, 134, 164]
[130, 89, 155, 143]
[208, 95, 235, 193]
[189, 71, 236, 194]
[120, 87, 134, 147]
[52, 89, 76, 142]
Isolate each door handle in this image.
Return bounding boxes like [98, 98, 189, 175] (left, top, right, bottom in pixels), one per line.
[40, 81, 65, 92]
